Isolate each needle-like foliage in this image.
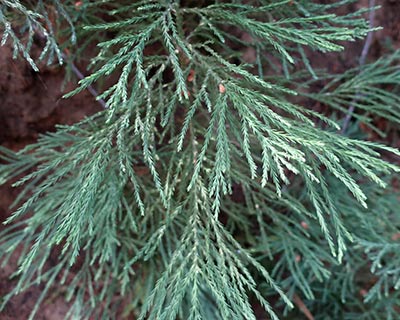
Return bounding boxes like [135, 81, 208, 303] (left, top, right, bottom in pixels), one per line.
[0, 1, 399, 319]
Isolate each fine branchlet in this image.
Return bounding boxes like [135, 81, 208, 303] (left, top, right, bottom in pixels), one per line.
[0, 1, 399, 319]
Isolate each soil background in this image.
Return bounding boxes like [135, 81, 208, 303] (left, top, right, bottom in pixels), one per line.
[0, 1, 399, 319]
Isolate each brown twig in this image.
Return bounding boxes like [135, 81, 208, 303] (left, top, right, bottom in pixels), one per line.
[293, 293, 314, 320]
[62, 52, 108, 109]
[32, 27, 108, 109]
[340, 0, 376, 134]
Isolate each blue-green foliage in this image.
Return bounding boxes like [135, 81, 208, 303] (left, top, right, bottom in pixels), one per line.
[0, 1, 399, 319]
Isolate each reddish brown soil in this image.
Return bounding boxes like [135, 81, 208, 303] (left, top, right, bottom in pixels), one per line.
[0, 43, 101, 319]
[0, 1, 399, 319]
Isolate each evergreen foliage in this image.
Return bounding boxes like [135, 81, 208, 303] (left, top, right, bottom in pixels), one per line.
[0, 1, 399, 319]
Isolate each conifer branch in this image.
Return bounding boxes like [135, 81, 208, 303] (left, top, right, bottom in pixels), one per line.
[0, 1, 399, 319]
